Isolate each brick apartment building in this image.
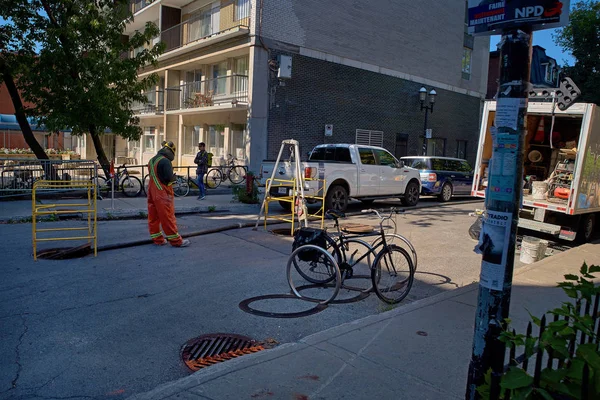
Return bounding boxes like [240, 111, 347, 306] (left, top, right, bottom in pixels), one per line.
[80, 0, 489, 171]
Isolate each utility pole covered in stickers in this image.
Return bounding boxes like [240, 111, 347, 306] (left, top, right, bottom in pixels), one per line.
[465, 1, 570, 398]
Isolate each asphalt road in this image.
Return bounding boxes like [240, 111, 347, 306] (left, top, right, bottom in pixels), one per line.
[0, 198, 577, 400]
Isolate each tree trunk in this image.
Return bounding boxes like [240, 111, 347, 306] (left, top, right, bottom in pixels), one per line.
[89, 126, 111, 178]
[1, 68, 48, 161]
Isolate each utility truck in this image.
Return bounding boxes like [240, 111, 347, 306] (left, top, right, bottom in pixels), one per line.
[471, 101, 600, 242]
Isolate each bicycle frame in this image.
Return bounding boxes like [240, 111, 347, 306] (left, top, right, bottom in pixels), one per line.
[329, 210, 394, 272]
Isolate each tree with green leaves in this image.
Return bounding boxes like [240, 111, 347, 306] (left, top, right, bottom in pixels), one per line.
[554, 0, 600, 105]
[0, 0, 164, 176]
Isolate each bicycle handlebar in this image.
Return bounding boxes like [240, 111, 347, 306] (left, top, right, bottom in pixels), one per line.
[360, 207, 404, 220]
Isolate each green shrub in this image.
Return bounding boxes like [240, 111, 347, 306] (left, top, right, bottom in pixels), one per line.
[478, 263, 600, 399]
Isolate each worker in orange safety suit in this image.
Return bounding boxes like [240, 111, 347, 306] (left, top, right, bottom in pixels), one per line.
[147, 141, 191, 247]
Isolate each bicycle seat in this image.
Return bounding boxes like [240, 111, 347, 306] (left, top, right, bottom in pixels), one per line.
[325, 210, 345, 220]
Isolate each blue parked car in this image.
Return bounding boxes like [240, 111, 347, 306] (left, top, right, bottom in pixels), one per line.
[400, 156, 474, 202]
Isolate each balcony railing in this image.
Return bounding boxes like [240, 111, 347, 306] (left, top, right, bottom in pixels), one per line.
[160, 10, 249, 53]
[130, 0, 155, 14]
[132, 90, 164, 115]
[165, 75, 248, 112]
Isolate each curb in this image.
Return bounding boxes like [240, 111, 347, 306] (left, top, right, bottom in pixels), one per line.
[97, 220, 283, 252]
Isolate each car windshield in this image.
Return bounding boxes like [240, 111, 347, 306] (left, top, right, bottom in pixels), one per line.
[404, 158, 429, 170]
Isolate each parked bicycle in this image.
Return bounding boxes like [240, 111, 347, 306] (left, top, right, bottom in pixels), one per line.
[143, 173, 200, 197]
[205, 154, 247, 189]
[94, 164, 142, 197]
[287, 208, 416, 305]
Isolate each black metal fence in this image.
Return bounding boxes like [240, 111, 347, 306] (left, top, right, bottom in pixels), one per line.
[0, 158, 98, 199]
[489, 292, 599, 399]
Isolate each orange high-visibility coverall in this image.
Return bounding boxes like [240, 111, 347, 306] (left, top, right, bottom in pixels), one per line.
[147, 154, 183, 246]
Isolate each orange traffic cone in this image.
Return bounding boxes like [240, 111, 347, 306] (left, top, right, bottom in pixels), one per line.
[533, 117, 545, 143]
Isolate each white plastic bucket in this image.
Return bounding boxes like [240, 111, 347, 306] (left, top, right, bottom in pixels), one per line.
[531, 181, 548, 200]
[538, 239, 548, 260]
[520, 236, 541, 264]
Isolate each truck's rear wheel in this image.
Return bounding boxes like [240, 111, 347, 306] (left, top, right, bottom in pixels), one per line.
[577, 214, 596, 243]
[401, 181, 420, 207]
[326, 185, 348, 212]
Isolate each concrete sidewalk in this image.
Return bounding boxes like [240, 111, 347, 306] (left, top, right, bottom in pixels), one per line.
[129, 242, 600, 400]
[0, 189, 257, 222]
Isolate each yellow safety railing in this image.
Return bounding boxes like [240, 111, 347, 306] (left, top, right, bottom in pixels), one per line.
[32, 180, 97, 260]
[263, 177, 326, 235]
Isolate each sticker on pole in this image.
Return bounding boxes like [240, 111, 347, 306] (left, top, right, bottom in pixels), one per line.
[467, 0, 570, 36]
[475, 211, 513, 291]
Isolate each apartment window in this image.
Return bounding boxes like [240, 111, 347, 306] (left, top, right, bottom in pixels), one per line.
[355, 129, 384, 147]
[544, 61, 556, 84]
[233, 57, 249, 93]
[235, 0, 250, 21]
[143, 127, 156, 152]
[183, 126, 201, 155]
[127, 140, 140, 163]
[188, 4, 218, 42]
[456, 140, 468, 159]
[211, 62, 228, 95]
[230, 124, 246, 160]
[462, 47, 472, 80]
[208, 125, 225, 157]
[422, 138, 446, 156]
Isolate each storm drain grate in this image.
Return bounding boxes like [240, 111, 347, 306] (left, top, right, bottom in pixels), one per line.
[180, 333, 264, 371]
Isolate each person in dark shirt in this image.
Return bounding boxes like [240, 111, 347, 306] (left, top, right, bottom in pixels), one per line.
[146, 141, 190, 247]
[194, 142, 208, 200]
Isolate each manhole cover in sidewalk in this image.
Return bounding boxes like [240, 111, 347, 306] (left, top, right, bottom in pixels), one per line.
[180, 333, 265, 371]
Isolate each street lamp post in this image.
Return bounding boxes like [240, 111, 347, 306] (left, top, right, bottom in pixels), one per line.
[419, 87, 437, 156]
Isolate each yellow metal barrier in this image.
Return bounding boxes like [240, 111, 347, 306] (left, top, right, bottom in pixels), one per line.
[32, 180, 97, 260]
[263, 177, 326, 235]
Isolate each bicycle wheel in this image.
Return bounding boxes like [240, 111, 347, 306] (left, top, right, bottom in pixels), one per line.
[337, 238, 375, 292]
[93, 176, 109, 195]
[173, 177, 190, 197]
[371, 245, 414, 304]
[228, 166, 246, 184]
[293, 234, 341, 284]
[287, 245, 341, 305]
[371, 234, 418, 272]
[120, 175, 142, 197]
[205, 168, 222, 189]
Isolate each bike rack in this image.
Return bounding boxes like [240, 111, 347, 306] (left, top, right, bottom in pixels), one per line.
[32, 180, 98, 261]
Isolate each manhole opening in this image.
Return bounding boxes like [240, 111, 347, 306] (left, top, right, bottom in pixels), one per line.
[180, 333, 264, 371]
[36, 244, 92, 260]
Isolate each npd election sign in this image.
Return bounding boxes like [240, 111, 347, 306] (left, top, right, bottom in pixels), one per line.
[468, 0, 570, 36]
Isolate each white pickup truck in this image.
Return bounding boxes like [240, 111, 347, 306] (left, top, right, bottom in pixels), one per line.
[260, 143, 422, 212]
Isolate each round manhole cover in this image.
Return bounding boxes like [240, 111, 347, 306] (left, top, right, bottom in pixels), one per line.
[180, 333, 264, 371]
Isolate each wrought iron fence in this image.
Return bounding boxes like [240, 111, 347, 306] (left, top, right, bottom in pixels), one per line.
[132, 90, 164, 115]
[489, 293, 599, 399]
[165, 75, 248, 111]
[0, 158, 98, 199]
